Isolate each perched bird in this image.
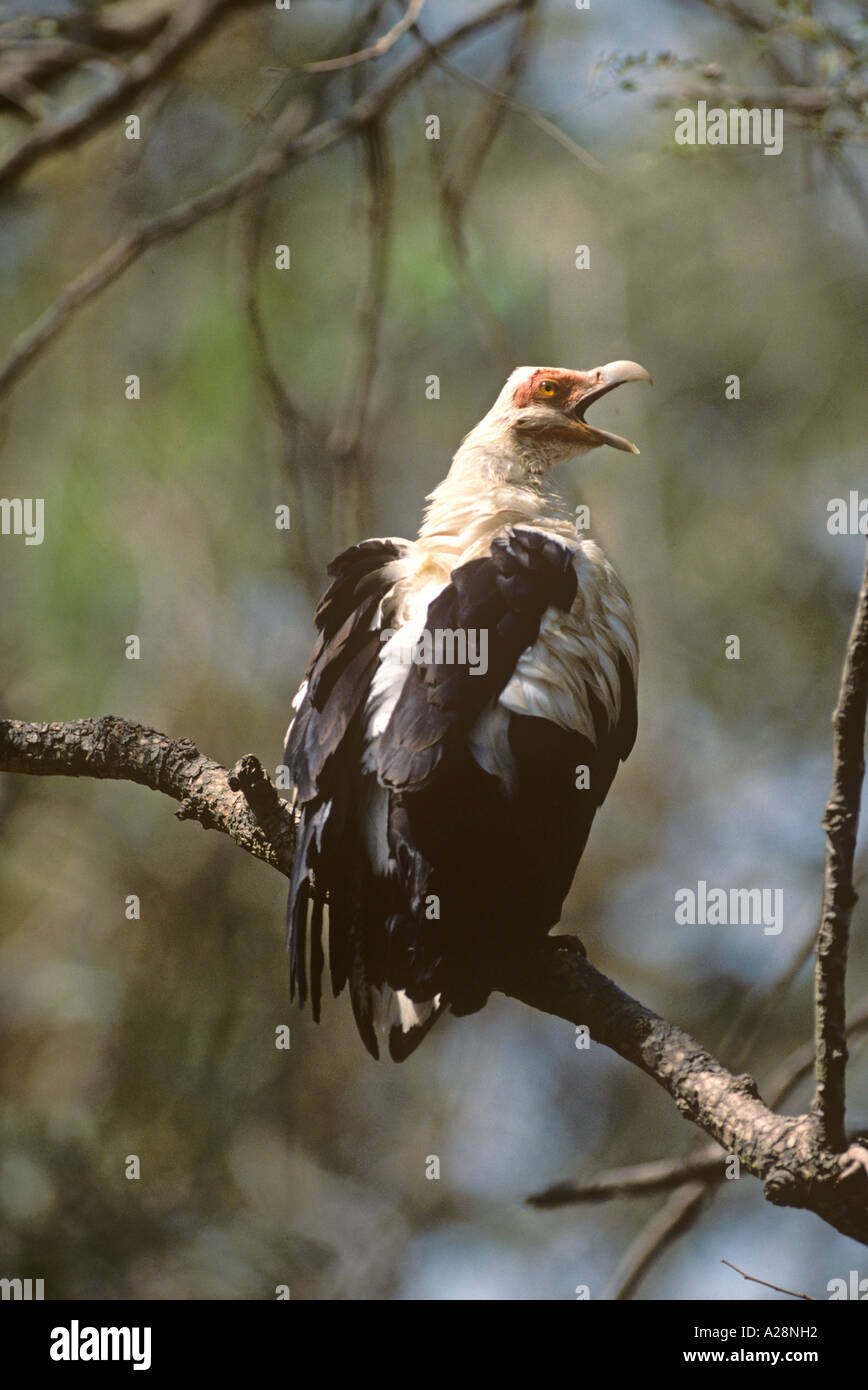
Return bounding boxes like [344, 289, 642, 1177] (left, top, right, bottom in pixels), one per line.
[284, 361, 651, 1059]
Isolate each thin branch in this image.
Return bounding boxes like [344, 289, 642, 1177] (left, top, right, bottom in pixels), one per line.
[425, 0, 536, 367]
[422, 36, 605, 177]
[814, 541, 868, 1149]
[720, 1259, 816, 1301]
[657, 83, 865, 113]
[527, 1149, 725, 1207]
[774, 1000, 868, 1113]
[606, 1183, 712, 1300]
[0, 0, 248, 193]
[257, 0, 391, 121]
[305, 0, 426, 74]
[240, 183, 322, 596]
[0, 0, 527, 403]
[326, 113, 393, 550]
[715, 911, 815, 1072]
[0, 0, 177, 118]
[240, 2, 397, 586]
[693, 0, 868, 234]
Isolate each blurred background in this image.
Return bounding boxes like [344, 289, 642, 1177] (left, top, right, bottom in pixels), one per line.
[0, 0, 867, 1299]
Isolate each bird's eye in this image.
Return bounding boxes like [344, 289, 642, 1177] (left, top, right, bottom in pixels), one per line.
[538, 380, 557, 397]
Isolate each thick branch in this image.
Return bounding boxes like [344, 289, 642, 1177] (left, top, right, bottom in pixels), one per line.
[526, 1001, 868, 1211]
[0, 716, 296, 874]
[494, 939, 867, 1243]
[1, 713, 866, 1244]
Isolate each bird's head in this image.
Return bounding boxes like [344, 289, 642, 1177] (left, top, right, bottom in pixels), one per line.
[508, 362, 652, 456]
[458, 361, 653, 484]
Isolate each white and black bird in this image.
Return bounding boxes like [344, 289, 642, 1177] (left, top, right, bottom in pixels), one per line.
[283, 361, 651, 1059]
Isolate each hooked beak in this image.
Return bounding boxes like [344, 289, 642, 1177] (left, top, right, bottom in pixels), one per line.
[567, 360, 653, 454]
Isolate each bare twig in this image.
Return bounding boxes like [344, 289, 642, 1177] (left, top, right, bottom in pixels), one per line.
[422, 32, 605, 177]
[0, 0, 249, 192]
[326, 114, 393, 549]
[657, 83, 865, 113]
[527, 1148, 726, 1207]
[720, 1259, 816, 1301]
[240, 184, 322, 595]
[305, 0, 426, 74]
[425, 0, 536, 367]
[606, 1183, 712, 1300]
[0, 0, 527, 402]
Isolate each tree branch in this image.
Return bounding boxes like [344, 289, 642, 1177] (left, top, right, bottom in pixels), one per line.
[0, 0, 527, 403]
[425, 0, 535, 368]
[693, 0, 868, 234]
[0, 0, 250, 192]
[304, 0, 426, 74]
[0, 716, 296, 874]
[606, 1183, 712, 1301]
[657, 83, 866, 114]
[813, 543, 868, 1148]
[526, 1001, 868, 1211]
[527, 1149, 726, 1207]
[2, 655, 868, 1246]
[720, 1259, 815, 1301]
[326, 112, 393, 549]
[493, 937, 868, 1242]
[0, 0, 177, 117]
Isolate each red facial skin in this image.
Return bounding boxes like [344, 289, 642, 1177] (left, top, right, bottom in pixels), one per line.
[512, 368, 609, 448]
[511, 364, 648, 454]
[513, 368, 587, 411]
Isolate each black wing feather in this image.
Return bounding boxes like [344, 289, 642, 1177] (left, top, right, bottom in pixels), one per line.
[283, 537, 410, 1037]
[378, 528, 578, 792]
[375, 528, 637, 1015]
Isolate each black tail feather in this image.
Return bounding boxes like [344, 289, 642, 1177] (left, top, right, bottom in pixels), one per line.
[348, 923, 379, 1060]
[309, 893, 325, 1023]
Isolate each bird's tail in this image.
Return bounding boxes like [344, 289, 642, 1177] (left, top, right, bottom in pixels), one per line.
[366, 975, 447, 1062]
[289, 858, 447, 1061]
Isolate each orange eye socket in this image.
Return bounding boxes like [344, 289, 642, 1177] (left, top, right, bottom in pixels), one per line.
[538, 380, 557, 397]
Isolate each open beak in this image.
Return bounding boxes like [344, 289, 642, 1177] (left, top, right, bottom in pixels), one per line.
[567, 360, 653, 455]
